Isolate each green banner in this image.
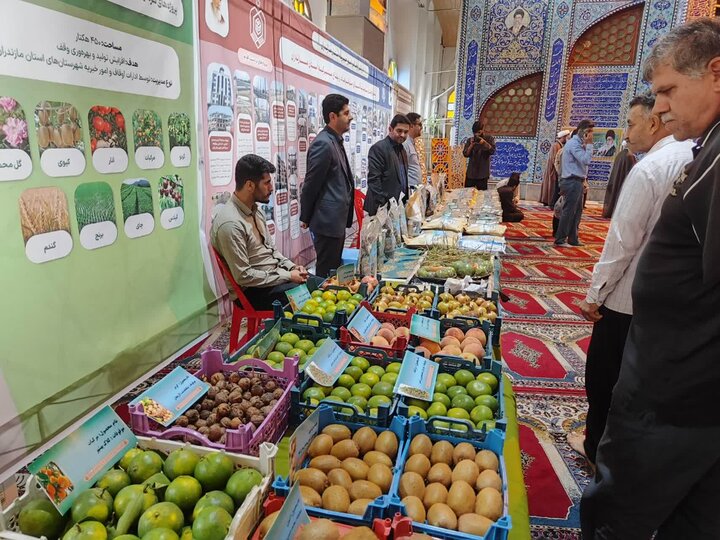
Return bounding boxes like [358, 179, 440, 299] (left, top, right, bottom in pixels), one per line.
[0, 0, 216, 476]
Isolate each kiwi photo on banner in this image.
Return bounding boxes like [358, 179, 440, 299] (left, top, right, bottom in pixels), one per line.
[0, 0, 217, 477]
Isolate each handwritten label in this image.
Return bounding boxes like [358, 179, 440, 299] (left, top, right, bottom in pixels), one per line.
[265, 483, 311, 540]
[131, 367, 209, 426]
[40, 148, 85, 177]
[124, 213, 154, 238]
[410, 314, 441, 343]
[92, 147, 128, 174]
[25, 230, 73, 264]
[160, 207, 184, 230]
[346, 305, 381, 343]
[0, 149, 32, 181]
[305, 339, 353, 386]
[285, 284, 311, 312]
[247, 319, 282, 360]
[336, 263, 355, 286]
[134, 146, 164, 169]
[79, 221, 117, 250]
[393, 350, 439, 401]
[28, 407, 137, 514]
[170, 145, 190, 167]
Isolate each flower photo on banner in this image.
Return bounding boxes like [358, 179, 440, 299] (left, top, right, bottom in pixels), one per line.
[0, 97, 30, 153]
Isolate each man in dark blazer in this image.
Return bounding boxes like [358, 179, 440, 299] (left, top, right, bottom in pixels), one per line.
[364, 114, 411, 216]
[300, 94, 354, 277]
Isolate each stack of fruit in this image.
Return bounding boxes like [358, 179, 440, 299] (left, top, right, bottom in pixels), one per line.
[396, 434, 504, 535]
[255, 517, 381, 540]
[17, 446, 264, 540]
[435, 292, 497, 323]
[371, 284, 435, 314]
[295, 290, 364, 323]
[249, 332, 327, 371]
[414, 326, 488, 365]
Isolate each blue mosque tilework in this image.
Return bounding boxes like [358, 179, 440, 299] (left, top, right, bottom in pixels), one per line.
[570, 1, 639, 44]
[484, 0, 549, 68]
[634, 0, 682, 94]
[568, 73, 628, 127]
[491, 141, 532, 178]
[464, 41, 480, 119]
[544, 39, 564, 122]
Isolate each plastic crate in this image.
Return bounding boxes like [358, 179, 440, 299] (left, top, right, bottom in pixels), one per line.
[339, 301, 415, 356]
[129, 349, 297, 456]
[280, 281, 377, 329]
[388, 416, 511, 540]
[370, 282, 440, 313]
[273, 407, 408, 527]
[396, 358, 506, 433]
[237, 314, 336, 360]
[291, 344, 403, 428]
[0, 437, 277, 540]
[411, 315, 493, 362]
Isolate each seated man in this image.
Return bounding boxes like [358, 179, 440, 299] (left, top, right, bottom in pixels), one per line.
[498, 173, 524, 222]
[211, 154, 315, 310]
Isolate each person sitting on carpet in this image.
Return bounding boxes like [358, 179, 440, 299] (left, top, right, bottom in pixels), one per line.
[498, 173, 524, 222]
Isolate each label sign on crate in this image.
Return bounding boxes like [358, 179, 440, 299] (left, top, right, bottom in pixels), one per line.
[410, 314, 441, 342]
[130, 367, 209, 426]
[393, 350, 439, 401]
[346, 305, 382, 343]
[336, 263, 355, 285]
[285, 284, 311, 312]
[28, 407, 137, 514]
[289, 407, 322, 479]
[247, 318, 282, 360]
[305, 339, 352, 386]
[265, 483, 310, 540]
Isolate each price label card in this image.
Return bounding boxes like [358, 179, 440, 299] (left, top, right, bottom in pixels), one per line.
[247, 318, 282, 360]
[285, 284, 311, 312]
[130, 367, 209, 426]
[336, 263, 356, 285]
[305, 339, 352, 386]
[289, 408, 322, 480]
[265, 482, 311, 540]
[410, 314, 441, 343]
[346, 305, 382, 343]
[28, 407, 137, 514]
[393, 350, 439, 402]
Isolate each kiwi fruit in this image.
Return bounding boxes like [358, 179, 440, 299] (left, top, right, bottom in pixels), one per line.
[367, 463, 393, 493]
[352, 427, 377, 455]
[430, 440, 454, 465]
[406, 535, 433, 540]
[257, 510, 280, 538]
[427, 503, 458, 530]
[322, 424, 352, 443]
[327, 468, 353, 491]
[475, 487, 503, 520]
[458, 513, 495, 535]
[348, 498, 373, 516]
[401, 495, 426, 523]
[295, 518, 339, 540]
[309, 455, 343, 474]
[399, 471, 425, 500]
[322, 485, 350, 513]
[331, 439, 360, 460]
[427, 463, 453, 488]
[349, 480, 382, 501]
[375, 431, 399, 459]
[299, 485, 322, 507]
[308, 434, 334, 457]
[452, 459, 480, 485]
[295, 468, 328, 494]
[342, 457, 370, 481]
[476, 469, 502, 492]
[405, 454, 431, 478]
[475, 450, 499, 472]
[409, 434, 432, 458]
[453, 442, 476, 465]
[423, 482, 448, 510]
[363, 451, 393, 468]
[342, 526, 377, 540]
[447, 480, 476, 516]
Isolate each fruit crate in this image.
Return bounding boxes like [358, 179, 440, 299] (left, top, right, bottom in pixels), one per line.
[0, 437, 277, 540]
[291, 344, 403, 428]
[370, 281, 440, 313]
[273, 406, 408, 528]
[396, 359, 506, 433]
[129, 349, 297, 456]
[237, 313, 336, 360]
[411, 315, 493, 363]
[339, 301, 416, 356]
[250, 493, 394, 539]
[388, 416, 511, 540]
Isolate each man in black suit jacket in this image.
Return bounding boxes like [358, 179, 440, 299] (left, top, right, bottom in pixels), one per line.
[364, 114, 411, 216]
[300, 94, 354, 277]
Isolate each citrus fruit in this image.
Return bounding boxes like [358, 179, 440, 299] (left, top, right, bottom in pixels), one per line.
[192, 491, 235, 521]
[267, 351, 285, 364]
[336, 290, 351, 301]
[287, 348, 306, 360]
[447, 408, 471, 420]
[119, 448, 143, 471]
[307, 347, 319, 356]
[436, 373, 457, 388]
[407, 406, 428, 419]
[322, 396, 345, 405]
[359, 372, 380, 387]
[315, 338, 327, 347]
[434, 382, 448, 394]
[114, 485, 158, 517]
[128, 451, 164, 484]
[451, 394, 476, 412]
[406, 398, 430, 410]
[274, 341, 293, 355]
[347, 396, 368, 410]
[313, 383, 333, 396]
[381, 372, 398, 385]
[180, 527, 193, 540]
[367, 395, 391, 408]
[138, 502, 184, 537]
[371, 381, 393, 398]
[344, 366, 363, 381]
[302, 387, 325, 402]
[164, 476, 202, 513]
[331, 387, 352, 401]
[283, 311, 293, 318]
[454, 369, 475, 387]
[311, 290, 323, 298]
[225, 468, 263, 506]
[432, 392, 451, 408]
[141, 529, 179, 540]
[470, 405, 494, 424]
[477, 420, 496, 431]
[62, 521, 107, 540]
[466, 380, 492, 398]
[116, 536, 140, 540]
[336, 374, 355, 389]
[71, 488, 113, 523]
[351, 293, 364, 302]
[386, 362, 402, 374]
[96, 469, 131, 497]
[280, 333, 300, 346]
[322, 312, 335, 323]
[475, 395, 499, 412]
[18, 499, 65, 539]
[367, 365, 386, 378]
[193, 453, 234, 492]
[476, 372, 499, 392]
[192, 507, 232, 540]
[426, 402, 448, 417]
[351, 357, 370, 371]
[163, 449, 200, 481]
[368, 408, 379, 417]
[447, 385, 468, 399]
[304, 300, 318, 310]
[350, 383, 372, 400]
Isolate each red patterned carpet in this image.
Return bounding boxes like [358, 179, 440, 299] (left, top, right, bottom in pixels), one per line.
[501, 202, 609, 538]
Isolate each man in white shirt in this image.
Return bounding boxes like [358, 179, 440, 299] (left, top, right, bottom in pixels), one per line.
[568, 94, 694, 465]
[403, 112, 423, 189]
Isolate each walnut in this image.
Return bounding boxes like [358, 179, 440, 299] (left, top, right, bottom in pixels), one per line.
[270, 399, 278, 407]
[216, 403, 231, 418]
[238, 379, 252, 391]
[264, 380, 277, 392]
[208, 425, 223, 442]
[220, 417, 233, 428]
[243, 391, 253, 400]
[175, 415, 189, 427]
[185, 409, 199, 422]
[241, 399, 252, 410]
[273, 388, 284, 399]
[261, 405, 273, 416]
[251, 384, 264, 397]
[226, 383, 239, 393]
[215, 391, 230, 405]
[195, 419, 208, 428]
[194, 403, 203, 412]
[250, 414, 264, 426]
[250, 377, 262, 387]
[247, 407, 261, 417]
[229, 372, 241, 384]
[198, 426, 210, 436]
[250, 396, 263, 408]
[230, 417, 242, 429]
[206, 413, 218, 425]
[261, 392, 274, 405]
[209, 372, 225, 385]
[229, 390, 243, 403]
[200, 410, 211, 420]
[201, 399, 215, 410]
[230, 404, 244, 418]
[215, 380, 227, 391]
[219, 434, 227, 445]
[207, 387, 218, 400]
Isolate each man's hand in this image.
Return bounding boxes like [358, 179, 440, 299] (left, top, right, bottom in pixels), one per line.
[300, 222, 308, 229]
[579, 300, 602, 322]
[583, 130, 594, 145]
[295, 265, 309, 278]
[290, 269, 308, 284]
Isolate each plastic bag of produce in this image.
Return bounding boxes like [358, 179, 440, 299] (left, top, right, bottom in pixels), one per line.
[422, 216, 467, 233]
[359, 213, 382, 276]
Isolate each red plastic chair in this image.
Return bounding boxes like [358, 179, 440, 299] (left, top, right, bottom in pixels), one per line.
[351, 189, 366, 248]
[211, 247, 274, 355]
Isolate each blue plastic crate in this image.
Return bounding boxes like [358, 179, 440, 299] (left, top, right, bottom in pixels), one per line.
[273, 406, 409, 527]
[388, 416, 511, 540]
